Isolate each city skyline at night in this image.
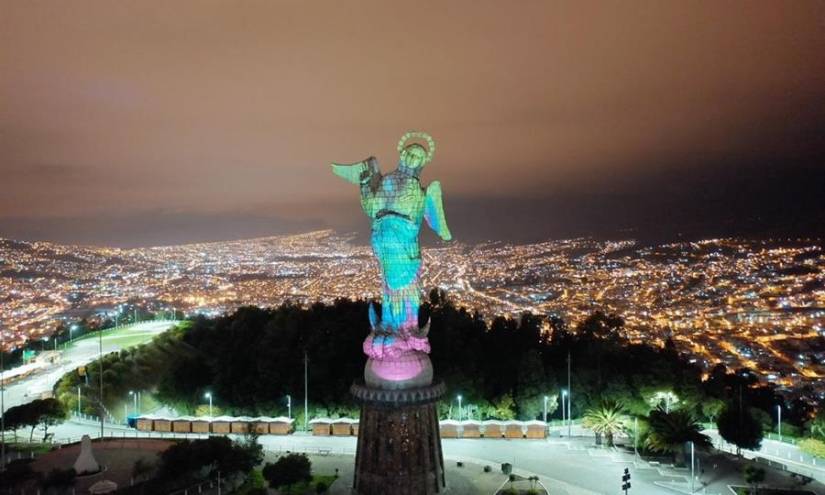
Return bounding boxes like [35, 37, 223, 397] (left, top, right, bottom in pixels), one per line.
[2, 230, 823, 398]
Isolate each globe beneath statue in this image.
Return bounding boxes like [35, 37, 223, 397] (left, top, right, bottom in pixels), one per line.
[364, 351, 433, 389]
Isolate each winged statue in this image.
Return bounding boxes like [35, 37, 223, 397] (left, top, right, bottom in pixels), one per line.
[331, 131, 451, 388]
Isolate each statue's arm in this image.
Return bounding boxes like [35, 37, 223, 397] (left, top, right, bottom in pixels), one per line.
[331, 157, 381, 217]
[424, 181, 452, 241]
[331, 156, 380, 185]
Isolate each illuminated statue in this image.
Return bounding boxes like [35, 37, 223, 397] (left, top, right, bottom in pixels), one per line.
[332, 131, 451, 389]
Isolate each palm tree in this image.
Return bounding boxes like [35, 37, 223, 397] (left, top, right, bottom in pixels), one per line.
[645, 407, 711, 465]
[583, 400, 627, 447]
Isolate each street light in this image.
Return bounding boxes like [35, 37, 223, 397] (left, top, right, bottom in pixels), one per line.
[2, 326, 6, 471]
[690, 440, 695, 493]
[543, 395, 549, 423]
[129, 390, 138, 416]
[777, 404, 782, 442]
[204, 392, 213, 416]
[457, 395, 462, 421]
[286, 395, 292, 420]
[561, 389, 568, 435]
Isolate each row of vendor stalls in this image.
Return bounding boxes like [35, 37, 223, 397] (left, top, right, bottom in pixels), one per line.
[436, 420, 547, 439]
[308, 418, 547, 439]
[131, 415, 547, 439]
[133, 415, 294, 435]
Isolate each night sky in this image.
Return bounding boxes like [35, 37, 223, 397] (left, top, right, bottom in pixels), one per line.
[1, 1, 824, 247]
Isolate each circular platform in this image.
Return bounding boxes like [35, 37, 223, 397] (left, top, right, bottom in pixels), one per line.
[351, 381, 446, 407]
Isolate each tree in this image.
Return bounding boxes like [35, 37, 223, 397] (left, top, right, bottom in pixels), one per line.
[645, 407, 710, 465]
[583, 401, 627, 447]
[743, 464, 765, 494]
[4, 398, 66, 442]
[809, 409, 825, 440]
[717, 402, 763, 455]
[157, 436, 260, 482]
[35, 398, 67, 442]
[578, 311, 624, 340]
[262, 453, 312, 489]
[701, 398, 725, 424]
[514, 349, 555, 420]
[488, 394, 516, 420]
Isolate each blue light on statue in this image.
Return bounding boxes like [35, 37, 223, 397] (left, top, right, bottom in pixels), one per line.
[332, 131, 451, 388]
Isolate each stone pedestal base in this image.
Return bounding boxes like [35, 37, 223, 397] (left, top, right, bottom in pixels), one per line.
[351, 382, 446, 495]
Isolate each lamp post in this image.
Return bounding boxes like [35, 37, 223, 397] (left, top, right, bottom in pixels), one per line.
[77, 386, 82, 416]
[129, 391, 138, 416]
[1, 326, 6, 471]
[777, 404, 782, 442]
[567, 351, 572, 438]
[561, 389, 568, 435]
[286, 395, 292, 421]
[457, 395, 463, 421]
[98, 327, 104, 438]
[543, 395, 549, 423]
[690, 440, 695, 493]
[204, 392, 213, 416]
[304, 351, 309, 432]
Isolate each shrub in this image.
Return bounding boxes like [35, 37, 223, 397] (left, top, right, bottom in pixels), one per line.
[316, 480, 329, 493]
[262, 453, 312, 489]
[456, 461, 464, 467]
[0, 459, 36, 488]
[40, 467, 77, 491]
[483, 465, 492, 473]
[799, 438, 825, 458]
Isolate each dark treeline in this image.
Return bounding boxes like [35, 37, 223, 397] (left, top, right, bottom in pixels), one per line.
[55, 290, 807, 432]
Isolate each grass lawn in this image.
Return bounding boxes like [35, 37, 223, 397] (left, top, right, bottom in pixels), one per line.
[6, 442, 55, 455]
[279, 474, 338, 494]
[65, 321, 183, 350]
[732, 487, 817, 495]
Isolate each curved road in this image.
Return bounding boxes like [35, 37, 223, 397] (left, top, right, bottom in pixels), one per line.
[2, 321, 178, 410]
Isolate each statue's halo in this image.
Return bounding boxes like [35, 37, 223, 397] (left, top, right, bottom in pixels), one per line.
[397, 131, 435, 165]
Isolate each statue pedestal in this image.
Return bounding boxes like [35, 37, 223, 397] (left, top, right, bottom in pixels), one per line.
[351, 382, 446, 495]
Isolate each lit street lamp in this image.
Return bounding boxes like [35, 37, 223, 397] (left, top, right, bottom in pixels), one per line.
[286, 395, 292, 421]
[69, 324, 78, 346]
[457, 395, 463, 421]
[129, 390, 138, 415]
[204, 392, 213, 416]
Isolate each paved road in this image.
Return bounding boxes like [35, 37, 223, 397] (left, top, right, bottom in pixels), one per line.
[42, 420, 825, 495]
[1, 321, 177, 409]
[707, 429, 825, 483]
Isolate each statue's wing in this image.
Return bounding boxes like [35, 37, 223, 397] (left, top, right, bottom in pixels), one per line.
[424, 181, 452, 241]
[331, 156, 380, 185]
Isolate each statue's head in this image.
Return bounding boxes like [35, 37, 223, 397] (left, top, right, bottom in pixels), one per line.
[400, 144, 427, 169]
[397, 131, 435, 176]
